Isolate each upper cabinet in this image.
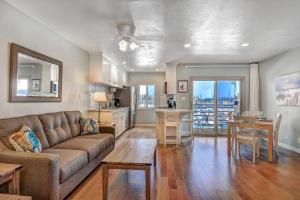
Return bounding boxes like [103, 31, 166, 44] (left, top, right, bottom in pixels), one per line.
[122, 71, 128, 86]
[89, 53, 126, 88]
[165, 62, 177, 94]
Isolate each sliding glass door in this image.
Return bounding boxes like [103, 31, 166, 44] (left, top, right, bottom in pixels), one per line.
[193, 79, 241, 136]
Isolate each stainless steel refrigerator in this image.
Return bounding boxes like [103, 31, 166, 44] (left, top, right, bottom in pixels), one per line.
[114, 86, 137, 128]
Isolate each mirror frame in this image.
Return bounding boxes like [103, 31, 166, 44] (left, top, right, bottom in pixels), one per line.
[9, 43, 63, 102]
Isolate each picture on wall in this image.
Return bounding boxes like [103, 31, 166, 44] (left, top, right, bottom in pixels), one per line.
[31, 79, 41, 91]
[178, 80, 188, 93]
[275, 71, 300, 106]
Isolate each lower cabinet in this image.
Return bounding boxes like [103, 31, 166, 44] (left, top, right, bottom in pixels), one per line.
[89, 107, 129, 138]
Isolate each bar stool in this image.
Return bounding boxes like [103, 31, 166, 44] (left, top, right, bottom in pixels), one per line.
[164, 112, 180, 147]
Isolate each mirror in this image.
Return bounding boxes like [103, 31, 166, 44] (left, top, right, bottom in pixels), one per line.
[9, 43, 63, 102]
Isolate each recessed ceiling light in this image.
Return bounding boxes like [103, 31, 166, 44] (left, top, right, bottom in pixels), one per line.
[123, 61, 126, 64]
[130, 69, 135, 71]
[241, 43, 249, 47]
[184, 43, 191, 48]
[155, 68, 159, 71]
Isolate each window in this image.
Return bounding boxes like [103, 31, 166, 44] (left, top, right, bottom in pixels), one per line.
[138, 84, 155, 108]
[16, 79, 28, 96]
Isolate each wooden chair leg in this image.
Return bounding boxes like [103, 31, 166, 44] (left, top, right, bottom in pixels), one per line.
[234, 138, 237, 159]
[164, 125, 167, 148]
[238, 142, 241, 159]
[257, 142, 260, 158]
[253, 143, 256, 163]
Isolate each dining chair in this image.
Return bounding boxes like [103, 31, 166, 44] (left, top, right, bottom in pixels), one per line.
[233, 116, 260, 163]
[256, 113, 282, 158]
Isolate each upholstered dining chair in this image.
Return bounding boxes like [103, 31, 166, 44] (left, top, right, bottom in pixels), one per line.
[256, 113, 282, 158]
[233, 116, 260, 163]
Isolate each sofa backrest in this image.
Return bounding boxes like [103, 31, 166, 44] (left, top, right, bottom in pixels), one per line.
[64, 111, 82, 137]
[0, 115, 50, 149]
[38, 112, 72, 146]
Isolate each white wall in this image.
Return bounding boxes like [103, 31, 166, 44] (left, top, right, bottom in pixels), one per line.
[0, 1, 90, 118]
[259, 47, 300, 151]
[128, 72, 165, 125]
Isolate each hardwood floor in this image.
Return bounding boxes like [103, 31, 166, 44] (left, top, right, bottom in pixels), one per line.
[67, 127, 300, 200]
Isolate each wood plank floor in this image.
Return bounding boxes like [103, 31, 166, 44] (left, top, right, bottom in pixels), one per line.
[67, 127, 300, 200]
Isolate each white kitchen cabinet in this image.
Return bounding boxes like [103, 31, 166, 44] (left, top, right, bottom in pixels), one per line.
[165, 62, 177, 94]
[89, 53, 125, 88]
[122, 71, 128, 86]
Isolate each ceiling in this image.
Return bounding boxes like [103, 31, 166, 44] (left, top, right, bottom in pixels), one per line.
[6, 0, 300, 71]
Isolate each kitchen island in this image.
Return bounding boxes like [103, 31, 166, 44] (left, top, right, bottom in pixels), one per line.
[155, 109, 194, 146]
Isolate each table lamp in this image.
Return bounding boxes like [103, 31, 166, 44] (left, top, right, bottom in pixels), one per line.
[94, 92, 107, 123]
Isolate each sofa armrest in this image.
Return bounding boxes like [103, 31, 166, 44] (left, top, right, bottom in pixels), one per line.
[0, 150, 60, 200]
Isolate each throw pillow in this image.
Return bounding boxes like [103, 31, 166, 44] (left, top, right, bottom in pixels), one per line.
[9, 125, 42, 153]
[80, 118, 100, 135]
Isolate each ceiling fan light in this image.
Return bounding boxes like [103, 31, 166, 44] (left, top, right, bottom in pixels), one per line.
[129, 42, 139, 50]
[119, 40, 128, 52]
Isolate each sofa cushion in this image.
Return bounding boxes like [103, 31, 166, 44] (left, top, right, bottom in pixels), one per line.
[51, 138, 105, 161]
[39, 112, 72, 146]
[64, 111, 82, 137]
[80, 134, 114, 148]
[42, 148, 88, 183]
[9, 127, 42, 153]
[0, 115, 49, 149]
[80, 118, 100, 135]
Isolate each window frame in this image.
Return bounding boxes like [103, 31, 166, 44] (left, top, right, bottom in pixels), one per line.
[138, 84, 156, 109]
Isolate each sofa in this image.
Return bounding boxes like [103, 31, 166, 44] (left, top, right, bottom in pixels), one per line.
[0, 111, 115, 200]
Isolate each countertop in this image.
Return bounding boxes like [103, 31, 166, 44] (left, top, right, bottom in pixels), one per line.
[88, 107, 130, 112]
[155, 108, 192, 113]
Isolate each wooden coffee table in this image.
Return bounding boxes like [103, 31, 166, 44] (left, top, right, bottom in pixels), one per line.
[101, 139, 157, 200]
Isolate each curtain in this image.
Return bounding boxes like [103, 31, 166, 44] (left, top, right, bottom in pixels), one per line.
[249, 63, 260, 111]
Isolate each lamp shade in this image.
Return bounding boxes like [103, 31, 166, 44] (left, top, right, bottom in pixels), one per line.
[94, 92, 107, 102]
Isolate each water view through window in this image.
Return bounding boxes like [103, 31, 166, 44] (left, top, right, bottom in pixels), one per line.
[193, 80, 240, 135]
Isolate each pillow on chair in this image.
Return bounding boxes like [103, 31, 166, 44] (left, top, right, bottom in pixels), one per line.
[9, 125, 42, 153]
[80, 118, 99, 135]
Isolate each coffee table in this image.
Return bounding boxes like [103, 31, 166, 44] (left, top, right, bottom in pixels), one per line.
[101, 139, 157, 200]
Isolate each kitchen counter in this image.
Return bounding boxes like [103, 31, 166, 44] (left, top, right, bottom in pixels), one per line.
[155, 109, 193, 145]
[88, 107, 129, 112]
[155, 108, 192, 113]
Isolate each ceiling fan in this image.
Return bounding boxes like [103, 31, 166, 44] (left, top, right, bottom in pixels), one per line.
[116, 23, 163, 52]
[116, 23, 139, 52]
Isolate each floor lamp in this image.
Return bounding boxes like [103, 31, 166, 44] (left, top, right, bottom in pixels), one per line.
[93, 92, 107, 124]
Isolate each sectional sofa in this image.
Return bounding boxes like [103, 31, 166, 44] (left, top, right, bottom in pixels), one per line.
[0, 111, 115, 200]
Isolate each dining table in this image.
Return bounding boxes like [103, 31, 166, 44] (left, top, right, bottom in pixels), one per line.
[227, 119, 274, 162]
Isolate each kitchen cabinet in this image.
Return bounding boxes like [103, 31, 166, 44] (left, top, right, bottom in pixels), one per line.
[89, 53, 125, 88]
[88, 107, 129, 138]
[165, 62, 177, 94]
[122, 71, 128, 86]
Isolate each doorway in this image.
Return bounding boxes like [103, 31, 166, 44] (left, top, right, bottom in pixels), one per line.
[192, 79, 241, 136]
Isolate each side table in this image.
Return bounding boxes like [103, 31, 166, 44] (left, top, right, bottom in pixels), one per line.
[98, 122, 116, 139]
[0, 163, 22, 195]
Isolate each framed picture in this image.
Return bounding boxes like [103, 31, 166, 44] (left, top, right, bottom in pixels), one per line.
[275, 71, 300, 106]
[178, 80, 188, 93]
[31, 79, 41, 91]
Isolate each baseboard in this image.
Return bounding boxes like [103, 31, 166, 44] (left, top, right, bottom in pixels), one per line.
[135, 123, 156, 127]
[279, 142, 300, 154]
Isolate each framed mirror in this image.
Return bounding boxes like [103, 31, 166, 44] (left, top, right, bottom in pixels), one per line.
[9, 43, 63, 102]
